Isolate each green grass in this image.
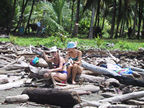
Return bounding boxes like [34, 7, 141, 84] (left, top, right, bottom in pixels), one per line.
[0, 35, 144, 51]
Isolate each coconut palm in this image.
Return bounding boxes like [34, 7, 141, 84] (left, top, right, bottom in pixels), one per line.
[72, 0, 80, 37]
[13, 0, 29, 32]
[25, 0, 35, 33]
[52, 0, 65, 25]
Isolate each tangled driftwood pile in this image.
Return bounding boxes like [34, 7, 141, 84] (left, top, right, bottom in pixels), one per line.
[0, 41, 144, 108]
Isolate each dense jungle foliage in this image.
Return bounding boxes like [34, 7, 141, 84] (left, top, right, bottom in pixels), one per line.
[0, 0, 144, 40]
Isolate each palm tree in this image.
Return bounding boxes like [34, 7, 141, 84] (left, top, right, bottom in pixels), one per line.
[88, 4, 96, 39]
[52, 0, 65, 25]
[115, 0, 122, 38]
[72, 0, 80, 37]
[137, 0, 143, 39]
[70, 0, 76, 31]
[110, 0, 116, 39]
[13, 0, 29, 32]
[25, 0, 35, 33]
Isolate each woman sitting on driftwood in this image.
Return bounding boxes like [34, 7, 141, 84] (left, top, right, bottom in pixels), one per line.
[42, 46, 68, 84]
[65, 42, 83, 84]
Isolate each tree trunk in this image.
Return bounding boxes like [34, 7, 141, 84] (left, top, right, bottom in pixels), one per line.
[102, 6, 107, 30]
[131, 1, 138, 38]
[70, 0, 75, 32]
[25, 0, 35, 33]
[137, 1, 143, 39]
[115, 0, 122, 38]
[72, 0, 80, 37]
[110, 0, 116, 38]
[94, 0, 101, 28]
[88, 6, 96, 39]
[13, 0, 29, 32]
[22, 88, 80, 107]
[8, 0, 17, 34]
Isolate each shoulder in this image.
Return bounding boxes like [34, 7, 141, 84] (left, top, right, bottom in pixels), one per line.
[59, 56, 65, 62]
[76, 49, 82, 55]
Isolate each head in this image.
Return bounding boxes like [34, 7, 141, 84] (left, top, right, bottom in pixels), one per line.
[49, 46, 59, 57]
[67, 42, 77, 51]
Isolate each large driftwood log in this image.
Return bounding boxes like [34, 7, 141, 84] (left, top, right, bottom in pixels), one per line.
[82, 60, 120, 76]
[0, 78, 27, 90]
[82, 61, 144, 87]
[22, 88, 80, 107]
[55, 84, 100, 95]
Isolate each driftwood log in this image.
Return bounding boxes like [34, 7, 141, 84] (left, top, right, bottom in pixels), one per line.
[82, 61, 144, 87]
[80, 74, 105, 83]
[74, 90, 144, 108]
[22, 88, 80, 108]
[0, 78, 27, 90]
[5, 94, 29, 103]
[82, 60, 120, 76]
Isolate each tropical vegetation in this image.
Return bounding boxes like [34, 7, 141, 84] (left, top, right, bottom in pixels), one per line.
[0, 0, 144, 43]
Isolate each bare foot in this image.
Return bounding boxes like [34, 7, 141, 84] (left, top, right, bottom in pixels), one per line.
[72, 81, 76, 84]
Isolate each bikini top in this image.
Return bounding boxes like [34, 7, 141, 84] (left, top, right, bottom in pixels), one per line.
[69, 56, 78, 61]
[53, 63, 65, 68]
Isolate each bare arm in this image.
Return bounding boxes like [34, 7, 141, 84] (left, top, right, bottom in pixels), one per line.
[42, 52, 53, 63]
[65, 52, 70, 62]
[49, 57, 65, 72]
[74, 50, 82, 65]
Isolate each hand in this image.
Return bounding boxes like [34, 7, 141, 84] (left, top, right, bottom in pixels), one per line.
[47, 69, 53, 72]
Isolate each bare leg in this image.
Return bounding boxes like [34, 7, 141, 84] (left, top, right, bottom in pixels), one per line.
[72, 64, 78, 84]
[67, 65, 73, 78]
[51, 73, 67, 87]
[77, 65, 83, 74]
[53, 73, 67, 82]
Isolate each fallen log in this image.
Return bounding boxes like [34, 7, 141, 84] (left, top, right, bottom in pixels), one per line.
[100, 90, 144, 103]
[103, 104, 139, 108]
[77, 90, 144, 107]
[110, 75, 144, 87]
[82, 60, 120, 76]
[126, 99, 144, 105]
[82, 61, 144, 87]
[22, 88, 80, 107]
[130, 66, 144, 73]
[0, 78, 27, 90]
[5, 94, 29, 103]
[80, 74, 105, 83]
[68, 84, 100, 94]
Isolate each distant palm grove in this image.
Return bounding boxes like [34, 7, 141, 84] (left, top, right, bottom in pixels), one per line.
[0, 0, 144, 39]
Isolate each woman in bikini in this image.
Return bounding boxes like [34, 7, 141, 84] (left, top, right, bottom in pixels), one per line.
[65, 42, 83, 84]
[42, 46, 67, 83]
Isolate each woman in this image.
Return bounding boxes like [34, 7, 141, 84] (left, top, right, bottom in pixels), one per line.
[65, 42, 83, 84]
[43, 46, 67, 83]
